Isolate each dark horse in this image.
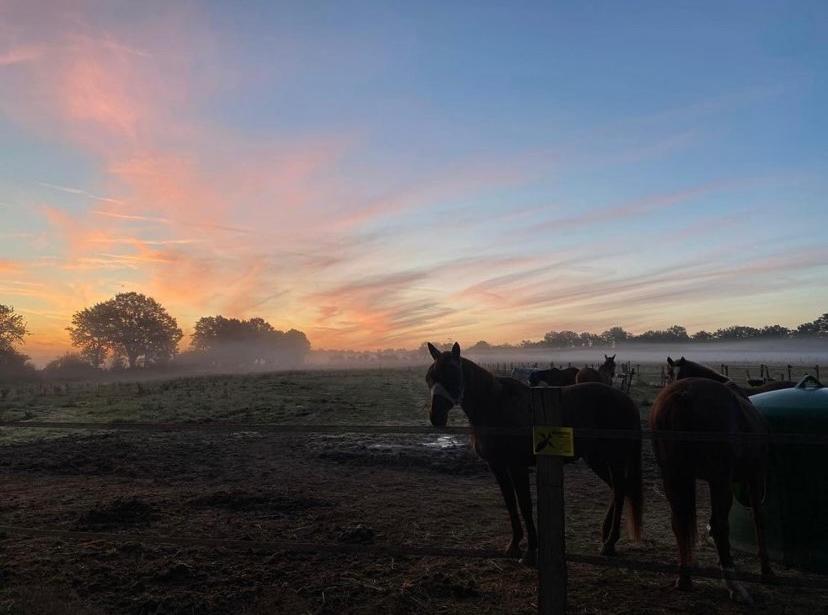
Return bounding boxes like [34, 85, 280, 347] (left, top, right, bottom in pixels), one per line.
[667, 356, 795, 395]
[528, 366, 579, 387]
[652, 360, 776, 601]
[426, 342, 642, 564]
[576, 354, 616, 385]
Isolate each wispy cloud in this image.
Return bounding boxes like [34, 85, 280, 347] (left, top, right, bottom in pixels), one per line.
[0, 45, 42, 65]
[40, 182, 125, 204]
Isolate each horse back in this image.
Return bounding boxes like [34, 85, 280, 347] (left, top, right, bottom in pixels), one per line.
[575, 367, 603, 384]
[560, 383, 641, 463]
[651, 378, 767, 481]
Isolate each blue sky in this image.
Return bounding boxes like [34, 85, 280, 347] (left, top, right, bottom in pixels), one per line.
[0, 1, 826, 363]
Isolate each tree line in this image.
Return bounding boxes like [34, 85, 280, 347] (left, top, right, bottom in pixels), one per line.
[470, 315, 828, 351]
[0, 292, 311, 380]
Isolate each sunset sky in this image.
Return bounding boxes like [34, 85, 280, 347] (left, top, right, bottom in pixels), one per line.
[1, 1, 827, 364]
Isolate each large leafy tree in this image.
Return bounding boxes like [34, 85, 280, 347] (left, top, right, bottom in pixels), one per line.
[0, 304, 34, 379]
[68, 292, 183, 368]
[0, 304, 28, 352]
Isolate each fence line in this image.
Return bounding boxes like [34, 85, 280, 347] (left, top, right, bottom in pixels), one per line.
[1, 524, 826, 591]
[3, 420, 828, 446]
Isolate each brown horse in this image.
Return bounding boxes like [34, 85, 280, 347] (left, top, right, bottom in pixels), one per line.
[528, 366, 579, 386]
[651, 375, 774, 601]
[426, 342, 642, 564]
[666, 356, 795, 395]
[577, 354, 616, 385]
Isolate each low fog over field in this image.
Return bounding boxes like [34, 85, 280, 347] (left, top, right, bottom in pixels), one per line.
[460, 339, 828, 368]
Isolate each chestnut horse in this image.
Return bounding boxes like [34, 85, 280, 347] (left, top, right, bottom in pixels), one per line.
[426, 342, 642, 565]
[652, 360, 776, 601]
[577, 354, 616, 385]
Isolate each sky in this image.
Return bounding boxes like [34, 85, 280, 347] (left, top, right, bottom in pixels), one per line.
[1, 1, 827, 365]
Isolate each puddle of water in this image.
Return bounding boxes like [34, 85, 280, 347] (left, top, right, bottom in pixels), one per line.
[422, 434, 464, 450]
[363, 434, 465, 452]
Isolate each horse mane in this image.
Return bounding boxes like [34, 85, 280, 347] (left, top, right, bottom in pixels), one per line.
[682, 360, 729, 383]
[461, 356, 497, 387]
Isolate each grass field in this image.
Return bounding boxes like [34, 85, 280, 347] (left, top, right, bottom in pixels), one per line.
[0, 364, 825, 614]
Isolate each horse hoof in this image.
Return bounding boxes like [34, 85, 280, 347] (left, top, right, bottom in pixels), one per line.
[599, 544, 616, 557]
[520, 549, 537, 568]
[674, 576, 693, 591]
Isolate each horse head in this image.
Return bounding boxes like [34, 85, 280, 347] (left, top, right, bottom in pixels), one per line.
[666, 356, 688, 382]
[425, 342, 464, 427]
[601, 354, 617, 379]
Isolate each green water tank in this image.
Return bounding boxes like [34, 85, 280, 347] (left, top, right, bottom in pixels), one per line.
[730, 375, 828, 572]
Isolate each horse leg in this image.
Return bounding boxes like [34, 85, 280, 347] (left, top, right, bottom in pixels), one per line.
[588, 461, 616, 552]
[748, 474, 774, 581]
[664, 475, 695, 590]
[709, 480, 752, 604]
[510, 463, 537, 567]
[491, 464, 523, 559]
[601, 465, 626, 556]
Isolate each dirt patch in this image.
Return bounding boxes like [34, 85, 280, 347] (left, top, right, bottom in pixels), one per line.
[75, 498, 156, 530]
[401, 570, 480, 600]
[190, 490, 329, 515]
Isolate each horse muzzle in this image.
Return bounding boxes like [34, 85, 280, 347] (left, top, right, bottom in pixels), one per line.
[429, 384, 457, 427]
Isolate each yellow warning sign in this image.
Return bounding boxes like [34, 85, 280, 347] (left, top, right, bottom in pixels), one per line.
[533, 426, 575, 457]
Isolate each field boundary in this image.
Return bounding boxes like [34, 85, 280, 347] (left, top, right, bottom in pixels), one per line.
[2, 524, 826, 591]
[3, 420, 828, 445]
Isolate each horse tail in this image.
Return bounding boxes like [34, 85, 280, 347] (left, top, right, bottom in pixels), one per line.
[625, 431, 643, 542]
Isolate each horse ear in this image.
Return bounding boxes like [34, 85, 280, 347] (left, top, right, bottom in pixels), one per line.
[610, 354, 615, 360]
[604, 354, 609, 360]
[667, 356, 674, 366]
[451, 342, 461, 360]
[678, 356, 686, 365]
[427, 342, 441, 361]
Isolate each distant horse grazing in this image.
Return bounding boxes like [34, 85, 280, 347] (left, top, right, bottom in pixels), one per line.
[651, 377, 774, 601]
[666, 356, 795, 395]
[426, 342, 642, 564]
[528, 366, 579, 387]
[577, 354, 616, 385]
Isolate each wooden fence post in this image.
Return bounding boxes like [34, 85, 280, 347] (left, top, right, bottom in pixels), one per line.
[787, 365, 792, 381]
[816, 365, 821, 381]
[531, 387, 567, 615]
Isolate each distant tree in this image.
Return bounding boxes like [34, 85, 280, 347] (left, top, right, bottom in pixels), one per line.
[758, 324, 791, 338]
[578, 331, 599, 347]
[600, 326, 631, 346]
[713, 325, 761, 341]
[692, 330, 714, 342]
[795, 313, 828, 337]
[282, 328, 311, 360]
[0, 304, 28, 352]
[0, 347, 36, 380]
[44, 352, 99, 379]
[467, 340, 492, 352]
[632, 325, 688, 343]
[68, 292, 183, 368]
[816, 313, 828, 336]
[191, 316, 310, 366]
[542, 330, 580, 348]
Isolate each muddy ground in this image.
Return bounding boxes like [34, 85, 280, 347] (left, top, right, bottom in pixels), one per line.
[0, 368, 825, 614]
